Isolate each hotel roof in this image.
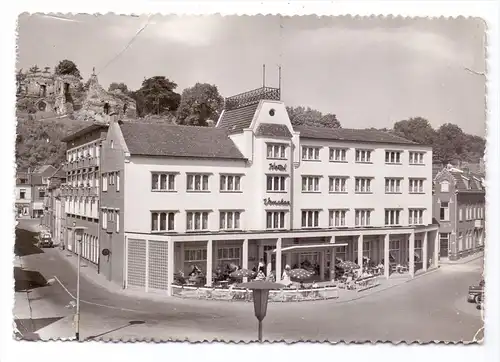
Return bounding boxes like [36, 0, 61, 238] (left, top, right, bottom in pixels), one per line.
[294, 125, 418, 146]
[120, 122, 246, 160]
[256, 123, 293, 138]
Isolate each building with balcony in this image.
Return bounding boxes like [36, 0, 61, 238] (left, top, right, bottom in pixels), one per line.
[433, 164, 485, 261]
[42, 166, 67, 245]
[15, 169, 32, 218]
[93, 86, 439, 294]
[61, 122, 107, 265]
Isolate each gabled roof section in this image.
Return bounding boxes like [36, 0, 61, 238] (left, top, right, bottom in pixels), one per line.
[293, 125, 418, 146]
[49, 165, 66, 179]
[255, 123, 292, 139]
[217, 103, 259, 134]
[120, 122, 246, 160]
[61, 122, 109, 143]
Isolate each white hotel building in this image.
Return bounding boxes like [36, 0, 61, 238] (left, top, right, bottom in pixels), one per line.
[83, 87, 439, 294]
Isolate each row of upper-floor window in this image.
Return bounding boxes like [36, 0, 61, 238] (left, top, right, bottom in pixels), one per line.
[439, 201, 485, 222]
[266, 143, 426, 165]
[67, 142, 101, 162]
[148, 172, 428, 195]
[65, 197, 99, 219]
[102, 171, 120, 192]
[145, 207, 427, 233]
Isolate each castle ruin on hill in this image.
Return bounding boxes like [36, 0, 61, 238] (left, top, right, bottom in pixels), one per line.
[16, 68, 137, 121]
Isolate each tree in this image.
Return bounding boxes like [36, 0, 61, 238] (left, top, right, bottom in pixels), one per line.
[286, 106, 341, 128]
[54, 59, 82, 79]
[434, 123, 466, 164]
[393, 117, 437, 145]
[43, 66, 51, 73]
[133, 76, 181, 116]
[29, 65, 40, 74]
[108, 82, 129, 94]
[176, 83, 224, 126]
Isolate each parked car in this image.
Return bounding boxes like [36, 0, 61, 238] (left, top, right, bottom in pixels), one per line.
[37, 231, 53, 248]
[467, 279, 485, 304]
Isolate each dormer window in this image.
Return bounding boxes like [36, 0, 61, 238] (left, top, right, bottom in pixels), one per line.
[440, 181, 450, 193]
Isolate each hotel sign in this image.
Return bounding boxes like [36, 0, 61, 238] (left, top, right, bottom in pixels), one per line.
[263, 197, 291, 206]
[269, 163, 287, 172]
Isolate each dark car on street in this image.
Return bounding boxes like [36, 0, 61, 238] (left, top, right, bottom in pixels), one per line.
[467, 279, 485, 304]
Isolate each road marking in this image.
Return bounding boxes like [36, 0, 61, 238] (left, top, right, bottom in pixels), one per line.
[53, 276, 148, 314]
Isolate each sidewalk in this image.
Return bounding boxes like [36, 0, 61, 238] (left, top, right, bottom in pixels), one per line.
[440, 251, 484, 265]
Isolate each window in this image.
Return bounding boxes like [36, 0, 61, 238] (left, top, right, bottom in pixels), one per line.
[218, 247, 241, 263]
[302, 176, 320, 192]
[110, 140, 114, 149]
[220, 174, 242, 192]
[151, 211, 176, 232]
[385, 209, 401, 226]
[329, 209, 347, 227]
[440, 181, 450, 192]
[102, 209, 108, 229]
[186, 211, 209, 231]
[301, 210, 320, 228]
[152, 172, 176, 191]
[266, 211, 286, 229]
[459, 208, 463, 222]
[185, 249, 207, 262]
[385, 178, 402, 193]
[266, 175, 286, 192]
[187, 174, 209, 191]
[409, 209, 424, 225]
[39, 190, 45, 198]
[458, 232, 463, 251]
[19, 189, 26, 199]
[116, 211, 120, 232]
[409, 178, 424, 193]
[116, 172, 120, 192]
[440, 201, 450, 221]
[362, 241, 372, 259]
[302, 146, 320, 161]
[414, 239, 423, 261]
[355, 209, 371, 226]
[409, 152, 425, 165]
[355, 149, 372, 163]
[102, 174, 108, 192]
[329, 177, 348, 193]
[385, 151, 402, 164]
[355, 177, 372, 193]
[329, 148, 347, 162]
[220, 211, 241, 230]
[267, 144, 286, 159]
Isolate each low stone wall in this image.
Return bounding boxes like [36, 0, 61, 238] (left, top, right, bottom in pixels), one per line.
[171, 285, 340, 302]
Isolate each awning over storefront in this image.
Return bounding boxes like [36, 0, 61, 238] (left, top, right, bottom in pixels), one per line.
[272, 243, 348, 253]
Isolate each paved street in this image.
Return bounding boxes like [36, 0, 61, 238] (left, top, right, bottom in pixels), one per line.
[14, 222, 484, 343]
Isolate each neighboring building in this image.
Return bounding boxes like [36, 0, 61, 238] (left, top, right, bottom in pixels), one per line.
[433, 164, 486, 261]
[15, 169, 32, 218]
[61, 122, 108, 266]
[42, 166, 67, 246]
[87, 86, 439, 294]
[30, 165, 57, 218]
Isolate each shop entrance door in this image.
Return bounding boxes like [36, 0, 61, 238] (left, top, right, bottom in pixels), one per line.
[439, 233, 449, 258]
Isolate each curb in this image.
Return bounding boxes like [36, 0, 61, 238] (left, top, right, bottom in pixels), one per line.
[440, 253, 484, 265]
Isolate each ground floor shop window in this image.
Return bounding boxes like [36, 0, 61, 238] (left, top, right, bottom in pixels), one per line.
[217, 247, 241, 269]
[414, 240, 422, 262]
[458, 232, 463, 251]
[389, 240, 400, 264]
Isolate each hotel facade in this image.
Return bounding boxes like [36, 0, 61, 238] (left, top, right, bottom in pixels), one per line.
[65, 87, 439, 294]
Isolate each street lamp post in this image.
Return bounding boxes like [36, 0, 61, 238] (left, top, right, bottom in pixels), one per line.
[70, 224, 87, 341]
[238, 280, 284, 342]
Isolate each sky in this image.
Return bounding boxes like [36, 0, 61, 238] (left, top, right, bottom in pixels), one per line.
[17, 14, 486, 136]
